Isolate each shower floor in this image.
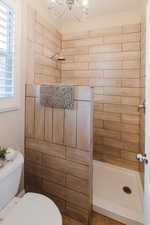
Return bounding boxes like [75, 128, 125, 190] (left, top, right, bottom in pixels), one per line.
[93, 160, 144, 225]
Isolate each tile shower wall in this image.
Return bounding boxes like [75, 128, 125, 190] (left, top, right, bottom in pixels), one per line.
[61, 24, 142, 171]
[25, 6, 93, 224]
[26, 6, 61, 84]
[25, 84, 93, 224]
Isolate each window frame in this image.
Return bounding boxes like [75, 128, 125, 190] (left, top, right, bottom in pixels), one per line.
[0, 0, 21, 112]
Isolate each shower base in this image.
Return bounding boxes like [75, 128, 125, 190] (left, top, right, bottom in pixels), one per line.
[93, 160, 144, 225]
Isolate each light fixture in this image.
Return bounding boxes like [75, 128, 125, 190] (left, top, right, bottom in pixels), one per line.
[48, 0, 89, 22]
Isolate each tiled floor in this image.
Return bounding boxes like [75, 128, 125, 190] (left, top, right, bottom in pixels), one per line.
[63, 212, 125, 225]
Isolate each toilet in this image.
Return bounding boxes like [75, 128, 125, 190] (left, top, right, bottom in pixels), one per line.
[0, 152, 62, 225]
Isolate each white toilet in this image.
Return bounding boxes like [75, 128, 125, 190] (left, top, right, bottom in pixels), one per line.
[0, 152, 62, 225]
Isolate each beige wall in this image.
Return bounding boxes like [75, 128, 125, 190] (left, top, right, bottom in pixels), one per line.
[0, 110, 24, 152]
[61, 24, 142, 171]
[0, 0, 25, 155]
[25, 3, 61, 85]
[59, 6, 145, 172]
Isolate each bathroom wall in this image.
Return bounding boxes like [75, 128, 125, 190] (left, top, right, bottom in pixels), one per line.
[0, 1, 24, 149]
[25, 84, 93, 224]
[0, 0, 25, 192]
[25, 5, 61, 85]
[61, 24, 141, 171]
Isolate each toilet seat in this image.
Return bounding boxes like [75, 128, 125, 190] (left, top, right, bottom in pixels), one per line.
[2, 193, 62, 225]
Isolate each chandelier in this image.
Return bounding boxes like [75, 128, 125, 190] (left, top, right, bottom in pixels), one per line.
[48, 0, 89, 22]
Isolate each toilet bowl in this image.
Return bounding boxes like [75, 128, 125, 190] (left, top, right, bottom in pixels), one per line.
[1, 193, 62, 225]
[0, 151, 62, 225]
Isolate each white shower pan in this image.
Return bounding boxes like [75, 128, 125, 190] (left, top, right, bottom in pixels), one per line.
[93, 160, 144, 225]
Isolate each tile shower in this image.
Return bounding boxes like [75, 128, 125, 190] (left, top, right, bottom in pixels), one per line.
[25, 4, 145, 225]
[61, 24, 142, 171]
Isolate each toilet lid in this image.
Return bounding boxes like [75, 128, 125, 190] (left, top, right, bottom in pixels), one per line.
[2, 193, 62, 225]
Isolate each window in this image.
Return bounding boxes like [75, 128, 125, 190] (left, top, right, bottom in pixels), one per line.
[0, 0, 15, 98]
[0, 0, 21, 112]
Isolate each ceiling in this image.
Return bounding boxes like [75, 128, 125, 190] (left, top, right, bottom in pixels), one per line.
[45, 0, 147, 25]
[88, 0, 146, 17]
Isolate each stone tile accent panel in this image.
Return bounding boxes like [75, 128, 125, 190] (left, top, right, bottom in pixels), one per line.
[40, 84, 74, 109]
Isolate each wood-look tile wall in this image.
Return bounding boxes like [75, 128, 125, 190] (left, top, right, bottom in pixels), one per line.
[61, 24, 142, 171]
[26, 6, 61, 85]
[25, 6, 144, 172]
[25, 84, 93, 224]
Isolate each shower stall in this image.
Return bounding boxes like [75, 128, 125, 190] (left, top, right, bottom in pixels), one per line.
[60, 21, 145, 225]
[25, 5, 145, 225]
[93, 161, 143, 225]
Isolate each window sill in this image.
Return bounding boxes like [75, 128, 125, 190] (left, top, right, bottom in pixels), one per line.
[0, 105, 20, 113]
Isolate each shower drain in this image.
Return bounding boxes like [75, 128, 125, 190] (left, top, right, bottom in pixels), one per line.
[123, 186, 132, 194]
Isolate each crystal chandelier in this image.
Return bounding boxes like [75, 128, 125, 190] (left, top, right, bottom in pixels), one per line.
[48, 0, 89, 22]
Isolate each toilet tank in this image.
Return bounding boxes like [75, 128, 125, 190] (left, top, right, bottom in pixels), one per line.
[0, 152, 24, 211]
